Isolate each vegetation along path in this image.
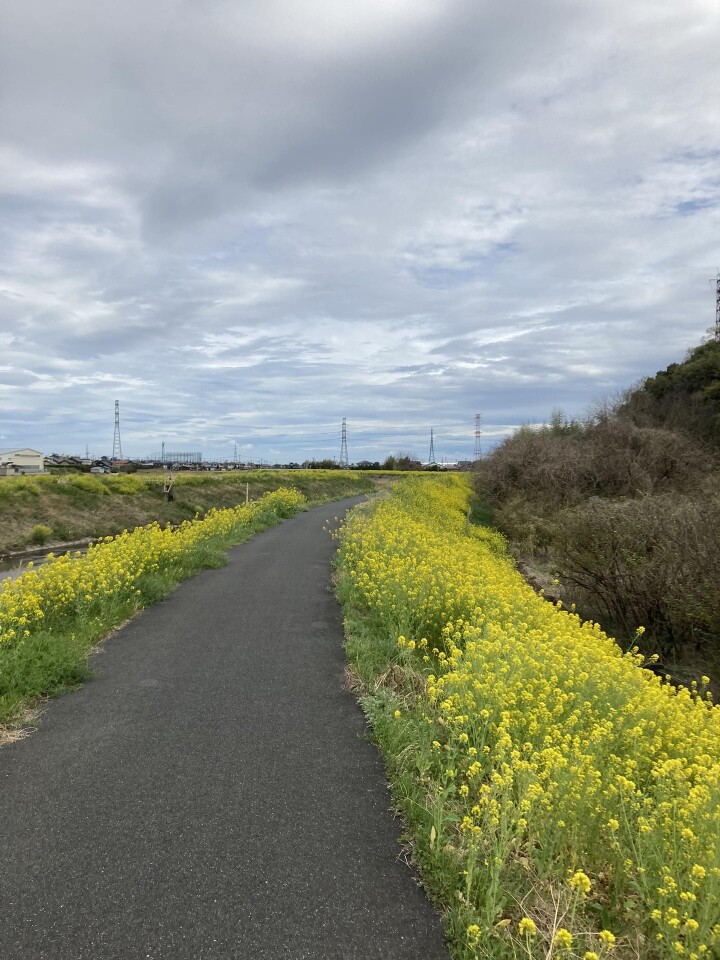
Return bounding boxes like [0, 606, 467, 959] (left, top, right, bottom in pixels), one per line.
[0, 497, 448, 960]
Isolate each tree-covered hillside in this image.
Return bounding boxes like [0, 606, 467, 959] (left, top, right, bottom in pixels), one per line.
[619, 337, 720, 449]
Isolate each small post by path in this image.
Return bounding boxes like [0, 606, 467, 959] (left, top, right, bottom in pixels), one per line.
[246, 482, 249, 505]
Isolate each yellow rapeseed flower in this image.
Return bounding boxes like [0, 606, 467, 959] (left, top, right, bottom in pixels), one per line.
[336, 474, 720, 959]
[568, 870, 592, 894]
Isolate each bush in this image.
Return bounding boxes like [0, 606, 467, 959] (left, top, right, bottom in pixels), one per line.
[51, 522, 71, 542]
[475, 418, 710, 519]
[492, 493, 556, 558]
[552, 493, 720, 659]
[474, 406, 719, 667]
[29, 524, 53, 546]
[472, 344, 720, 675]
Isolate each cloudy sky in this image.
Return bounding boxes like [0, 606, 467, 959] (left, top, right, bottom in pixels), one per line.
[1, 0, 719, 463]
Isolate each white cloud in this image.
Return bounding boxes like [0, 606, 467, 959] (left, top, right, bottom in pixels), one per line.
[0, 0, 718, 461]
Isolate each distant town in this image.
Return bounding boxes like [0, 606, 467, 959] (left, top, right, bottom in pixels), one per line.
[0, 447, 473, 477]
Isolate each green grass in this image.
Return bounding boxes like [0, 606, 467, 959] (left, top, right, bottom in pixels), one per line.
[339, 578, 466, 953]
[0, 628, 93, 722]
[468, 494, 494, 528]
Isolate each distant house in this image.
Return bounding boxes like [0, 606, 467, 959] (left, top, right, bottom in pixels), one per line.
[45, 454, 81, 469]
[0, 448, 45, 475]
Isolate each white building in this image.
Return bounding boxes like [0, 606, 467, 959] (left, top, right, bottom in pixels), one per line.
[0, 448, 45, 475]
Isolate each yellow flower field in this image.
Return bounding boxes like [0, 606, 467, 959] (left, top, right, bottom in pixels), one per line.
[0, 487, 305, 645]
[337, 475, 720, 959]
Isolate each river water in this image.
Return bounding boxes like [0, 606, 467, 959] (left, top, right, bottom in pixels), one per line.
[0, 545, 89, 582]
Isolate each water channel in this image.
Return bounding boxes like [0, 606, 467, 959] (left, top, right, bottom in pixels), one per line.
[0, 544, 90, 582]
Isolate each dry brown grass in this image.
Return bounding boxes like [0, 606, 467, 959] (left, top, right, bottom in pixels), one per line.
[374, 663, 427, 702]
[0, 704, 43, 747]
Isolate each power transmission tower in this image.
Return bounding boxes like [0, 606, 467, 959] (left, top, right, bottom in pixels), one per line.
[234, 441, 238, 464]
[712, 271, 720, 340]
[474, 413, 482, 462]
[112, 400, 123, 460]
[428, 427, 436, 465]
[339, 418, 349, 468]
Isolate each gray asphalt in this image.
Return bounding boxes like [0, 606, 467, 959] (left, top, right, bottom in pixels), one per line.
[0, 498, 448, 960]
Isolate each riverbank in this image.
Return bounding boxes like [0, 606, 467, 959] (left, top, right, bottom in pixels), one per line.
[0, 469, 381, 554]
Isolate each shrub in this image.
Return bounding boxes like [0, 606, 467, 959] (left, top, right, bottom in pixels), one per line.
[552, 493, 720, 660]
[29, 524, 53, 546]
[492, 493, 556, 558]
[475, 419, 709, 520]
[51, 522, 71, 542]
[472, 343, 720, 674]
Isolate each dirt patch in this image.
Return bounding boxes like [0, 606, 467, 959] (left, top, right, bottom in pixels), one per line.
[0, 705, 44, 747]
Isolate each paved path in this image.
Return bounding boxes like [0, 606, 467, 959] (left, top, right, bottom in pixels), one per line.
[0, 499, 448, 960]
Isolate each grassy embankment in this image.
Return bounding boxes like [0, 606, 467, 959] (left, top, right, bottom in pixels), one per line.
[0, 488, 312, 729]
[0, 469, 379, 554]
[336, 474, 719, 960]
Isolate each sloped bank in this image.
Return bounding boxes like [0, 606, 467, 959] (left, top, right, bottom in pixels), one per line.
[0, 469, 378, 554]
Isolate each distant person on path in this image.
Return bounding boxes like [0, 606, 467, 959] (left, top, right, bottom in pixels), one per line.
[163, 474, 175, 502]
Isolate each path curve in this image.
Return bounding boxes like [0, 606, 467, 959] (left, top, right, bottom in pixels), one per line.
[0, 497, 448, 960]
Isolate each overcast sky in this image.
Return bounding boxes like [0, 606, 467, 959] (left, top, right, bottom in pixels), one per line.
[1, 0, 719, 463]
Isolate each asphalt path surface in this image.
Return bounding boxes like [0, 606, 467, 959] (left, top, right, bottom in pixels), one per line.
[0, 498, 448, 960]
